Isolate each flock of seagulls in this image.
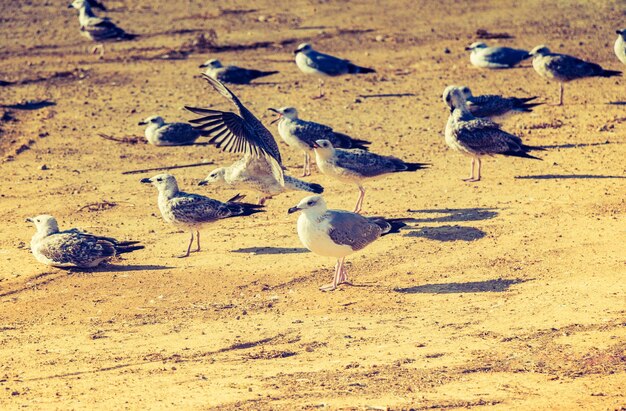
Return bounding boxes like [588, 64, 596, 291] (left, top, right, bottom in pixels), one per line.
[24, 4, 625, 291]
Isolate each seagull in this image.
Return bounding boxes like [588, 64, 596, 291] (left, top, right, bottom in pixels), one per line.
[312, 139, 428, 213]
[293, 43, 376, 98]
[68, 0, 136, 57]
[465, 42, 530, 68]
[199, 59, 279, 84]
[529, 45, 622, 105]
[26, 215, 143, 268]
[443, 86, 543, 182]
[615, 30, 626, 65]
[138, 115, 205, 146]
[268, 106, 371, 176]
[288, 195, 407, 291]
[198, 156, 324, 205]
[141, 173, 263, 258]
[442, 85, 541, 120]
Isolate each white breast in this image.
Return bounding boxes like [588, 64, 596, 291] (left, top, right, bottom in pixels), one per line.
[297, 214, 353, 258]
[615, 37, 626, 65]
[296, 53, 322, 75]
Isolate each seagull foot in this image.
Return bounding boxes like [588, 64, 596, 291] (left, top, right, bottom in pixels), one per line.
[319, 283, 337, 292]
[177, 253, 190, 258]
[462, 177, 480, 182]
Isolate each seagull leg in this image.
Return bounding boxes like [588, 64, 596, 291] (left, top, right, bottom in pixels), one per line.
[195, 230, 201, 252]
[302, 152, 310, 177]
[311, 79, 326, 100]
[320, 257, 344, 291]
[336, 257, 349, 285]
[463, 158, 476, 182]
[258, 196, 271, 205]
[354, 185, 366, 213]
[91, 44, 104, 59]
[178, 231, 194, 258]
[558, 83, 564, 106]
[475, 158, 482, 181]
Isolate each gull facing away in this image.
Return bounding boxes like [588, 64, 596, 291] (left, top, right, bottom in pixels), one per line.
[199, 59, 279, 84]
[141, 174, 263, 258]
[444, 86, 543, 182]
[294, 43, 376, 97]
[68, 0, 136, 57]
[198, 156, 324, 205]
[138, 115, 205, 146]
[529, 45, 621, 105]
[288, 195, 407, 291]
[312, 140, 428, 213]
[269, 106, 371, 176]
[615, 30, 626, 65]
[442, 86, 541, 120]
[26, 215, 143, 268]
[465, 42, 530, 68]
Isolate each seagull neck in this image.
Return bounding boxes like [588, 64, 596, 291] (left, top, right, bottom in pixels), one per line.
[303, 208, 326, 222]
[158, 185, 179, 200]
[35, 225, 59, 239]
[78, 5, 96, 21]
[314, 148, 334, 161]
[453, 106, 473, 121]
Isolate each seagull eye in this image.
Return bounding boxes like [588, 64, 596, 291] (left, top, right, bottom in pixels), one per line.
[307, 201, 315, 206]
[156, 178, 162, 182]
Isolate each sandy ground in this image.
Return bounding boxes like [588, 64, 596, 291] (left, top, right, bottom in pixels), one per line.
[0, 0, 625, 409]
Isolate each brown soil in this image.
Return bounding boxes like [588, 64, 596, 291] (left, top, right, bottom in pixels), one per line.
[0, 0, 624, 409]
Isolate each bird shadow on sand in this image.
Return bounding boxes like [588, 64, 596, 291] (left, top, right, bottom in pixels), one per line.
[231, 247, 309, 255]
[515, 174, 626, 180]
[404, 225, 486, 242]
[68, 264, 175, 273]
[537, 141, 619, 149]
[395, 278, 528, 294]
[406, 208, 498, 223]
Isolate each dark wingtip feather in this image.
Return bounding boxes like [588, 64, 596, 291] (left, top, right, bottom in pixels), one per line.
[402, 162, 430, 172]
[600, 69, 622, 77]
[309, 183, 324, 194]
[116, 245, 144, 255]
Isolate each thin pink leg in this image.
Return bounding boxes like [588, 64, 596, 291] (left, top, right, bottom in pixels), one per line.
[179, 231, 194, 258]
[195, 230, 201, 252]
[353, 185, 366, 213]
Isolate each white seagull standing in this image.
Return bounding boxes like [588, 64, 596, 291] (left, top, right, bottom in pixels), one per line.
[465, 42, 530, 68]
[288, 195, 407, 291]
[293, 43, 376, 97]
[615, 30, 626, 65]
[269, 106, 371, 176]
[199, 59, 279, 84]
[68, 0, 136, 57]
[443, 86, 543, 182]
[442, 86, 541, 120]
[26, 215, 143, 268]
[138, 115, 205, 146]
[312, 139, 428, 213]
[141, 173, 263, 258]
[529, 45, 621, 105]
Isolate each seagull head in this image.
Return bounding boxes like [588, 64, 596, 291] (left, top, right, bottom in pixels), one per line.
[199, 59, 222, 69]
[288, 195, 327, 215]
[138, 115, 165, 127]
[529, 45, 550, 57]
[312, 139, 335, 154]
[442, 85, 467, 106]
[68, 0, 87, 9]
[617, 29, 626, 39]
[268, 107, 298, 124]
[141, 173, 179, 195]
[443, 86, 467, 112]
[198, 168, 226, 186]
[26, 215, 60, 235]
[465, 42, 488, 51]
[294, 43, 313, 55]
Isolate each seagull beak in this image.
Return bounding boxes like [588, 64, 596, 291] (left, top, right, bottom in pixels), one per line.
[312, 142, 320, 149]
[67, 4, 73, 8]
[464, 46, 472, 51]
[140, 178, 152, 184]
[293, 49, 301, 55]
[267, 108, 280, 114]
[138, 121, 146, 125]
[198, 180, 208, 186]
[199, 64, 207, 68]
[25, 217, 33, 223]
[287, 206, 300, 214]
[617, 30, 623, 35]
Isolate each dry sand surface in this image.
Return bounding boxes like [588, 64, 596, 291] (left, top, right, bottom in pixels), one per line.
[0, 0, 625, 409]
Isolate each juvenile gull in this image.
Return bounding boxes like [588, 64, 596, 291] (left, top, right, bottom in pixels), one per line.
[26, 215, 143, 268]
[288, 195, 407, 291]
[68, 0, 136, 57]
[312, 139, 428, 213]
[199, 59, 279, 84]
[185, 75, 284, 187]
[529, 45, 622, 105]
[442, 85, 541, 120]
[465, 42, 530, 68]
[443, 86, 543, 182]
[141, 173, 263, 257]
[269, 106, 371, 176]
[615, 30, 626, 65]
[199, 156, 324, 205]
[138, 115, 205, 146]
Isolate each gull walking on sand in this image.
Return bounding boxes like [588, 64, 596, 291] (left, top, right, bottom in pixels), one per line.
[138, 115, 205, 146]
[68, 0, 136, 57]
[615, 30, 626, 65]
[312, 140, 428, 213]
[293, 43, 376, 98]
[269, 106, 371, 176]
[288, 195, 407, 291]
[26, 215, 143, 268]
[141, 174, 263, 257]
[529, 45, 622, 105]
[465, 42, 530, 69]
[199, 59, 279, 84]
[443, 86, 544, 182]
[443, 86, 541, 120]
[198, 156, 323, 205]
